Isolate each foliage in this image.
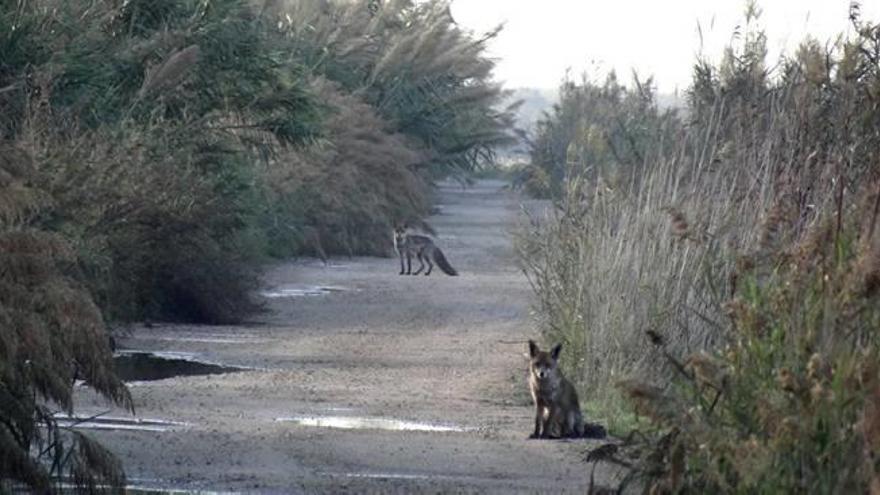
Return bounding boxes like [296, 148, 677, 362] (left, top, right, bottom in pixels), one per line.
[0, 143, 131, 493]
[517, 3, 880, 492]
[609, 182, 880, 493]
[261, 78, 431, 257]
[0, 0, 327, 323]
[276, 0, 516, 177]
[519, 71, 679, 198]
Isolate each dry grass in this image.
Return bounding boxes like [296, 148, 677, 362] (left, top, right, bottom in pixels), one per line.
[515, 101, 775, 399]
[516, 6, 880, 492]
[274, 0, 515, 175]
[517, 2, 877, 404]
[0, 143, 131, 492]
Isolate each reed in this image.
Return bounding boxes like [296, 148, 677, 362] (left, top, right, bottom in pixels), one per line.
[516, 4, 880, 491]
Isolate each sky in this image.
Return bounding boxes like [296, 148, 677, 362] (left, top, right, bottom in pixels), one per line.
[449, 1, 880, 93]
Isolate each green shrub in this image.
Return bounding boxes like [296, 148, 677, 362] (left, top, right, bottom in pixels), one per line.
[521, 72, 680, 199]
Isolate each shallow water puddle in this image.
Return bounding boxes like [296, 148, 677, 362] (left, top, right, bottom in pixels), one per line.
[261, 284, 349, 298]
[318, 470, 501, 484]
[53, 413, 186, 432]
[123, 489, 239, 495]
[322, 471, 433, 481]
[114, 351, 248, 382]
[295, 259, 352, 269]
[274, 415, 472, 433]
[58, 482, 236, 495]
[146, 335, 267, 344]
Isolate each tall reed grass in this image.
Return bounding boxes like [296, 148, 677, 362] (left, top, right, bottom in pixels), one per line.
[516, 4, 880, 491]
[275, 0, 516, 176]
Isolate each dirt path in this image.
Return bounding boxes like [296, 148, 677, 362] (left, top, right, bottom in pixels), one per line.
[74, 180, 616, 493]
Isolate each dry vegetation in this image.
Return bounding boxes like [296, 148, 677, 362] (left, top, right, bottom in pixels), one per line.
[262, 78, 431, 258]
[0, 0, 510, 490]
[277, 0, 517, 176]
[515, 3, 880, 492]
[1, 144, 131, 492]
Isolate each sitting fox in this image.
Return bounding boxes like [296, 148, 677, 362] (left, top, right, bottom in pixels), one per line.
[528, 340, 585, 439]
[393, 226, 458, 276]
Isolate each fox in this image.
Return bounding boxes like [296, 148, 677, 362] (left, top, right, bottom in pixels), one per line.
[528, 340, 585, 439]
[393, 226, 458, 276]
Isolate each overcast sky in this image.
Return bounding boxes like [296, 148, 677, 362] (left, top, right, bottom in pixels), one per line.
[449, 1, 880, 93]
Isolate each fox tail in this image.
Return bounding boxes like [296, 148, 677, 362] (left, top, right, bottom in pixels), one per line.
[432, 248, 458, 276]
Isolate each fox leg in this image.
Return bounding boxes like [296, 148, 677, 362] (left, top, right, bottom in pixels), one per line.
[565, 410, 581, 438]
[572, 411, 585, 438]
[424, 253, 433, 275]
[540, 406, 555, 438]
[405, 251, 412, 274]
[412, 250, 425, 275]
[399, 250, 406, 275]
[530, 403, 544, 439]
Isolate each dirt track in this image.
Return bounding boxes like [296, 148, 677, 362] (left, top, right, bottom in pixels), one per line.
[74, 180, 616, 493]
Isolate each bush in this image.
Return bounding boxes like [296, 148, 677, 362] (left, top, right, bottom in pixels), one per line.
[520, 71, 680, 199]
[1, 0, 326, 323]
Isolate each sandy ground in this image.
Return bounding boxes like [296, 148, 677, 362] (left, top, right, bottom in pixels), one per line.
[73, 180, 619, 493]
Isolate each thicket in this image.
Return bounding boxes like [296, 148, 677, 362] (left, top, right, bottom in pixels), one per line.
[1, 0, 509, 490]
[515, 3, 880, 492]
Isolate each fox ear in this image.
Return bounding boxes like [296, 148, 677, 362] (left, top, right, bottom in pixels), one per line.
[528, 340, 538, 358]
[550, 343, 562, 361]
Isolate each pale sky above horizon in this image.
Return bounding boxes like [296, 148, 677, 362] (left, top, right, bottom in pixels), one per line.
[449, 1, 880, 93]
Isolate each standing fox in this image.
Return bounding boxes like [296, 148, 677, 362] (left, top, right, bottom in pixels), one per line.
[393, 226, 458, 276]
[528, 340, 585, 439]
